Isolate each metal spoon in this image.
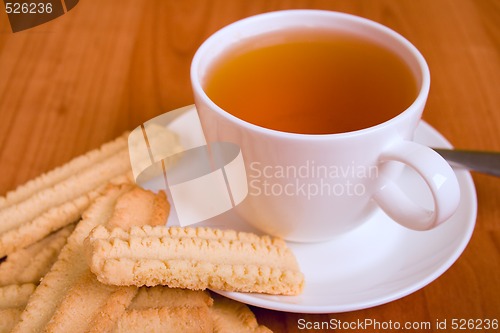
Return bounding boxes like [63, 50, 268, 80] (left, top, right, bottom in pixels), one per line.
[433, 148, 500, 177]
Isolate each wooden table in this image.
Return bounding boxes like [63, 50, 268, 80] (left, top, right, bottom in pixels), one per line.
[1, 1, 498, 332]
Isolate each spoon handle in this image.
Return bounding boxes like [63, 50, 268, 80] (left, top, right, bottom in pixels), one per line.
[433, 148, 500, 177]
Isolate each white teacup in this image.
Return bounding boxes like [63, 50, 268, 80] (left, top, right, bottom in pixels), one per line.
[191, 10, 460, 242]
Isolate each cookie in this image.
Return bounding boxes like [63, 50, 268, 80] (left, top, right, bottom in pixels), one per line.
[12, 184, 132, 333]
[114, 286, 214, 333]
[0, 128, 180, 258]
[0, 225, 74, 286]
[12, 185, 169, 333]
[210, 293, 272, 333]
[0, 283, 36, 333]
[85, 225, 304, 295]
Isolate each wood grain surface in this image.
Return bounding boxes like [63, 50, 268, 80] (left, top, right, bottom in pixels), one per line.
[0, 1, 499, 332]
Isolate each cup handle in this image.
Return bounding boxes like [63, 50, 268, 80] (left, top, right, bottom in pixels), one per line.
[373, 140, 460, 230]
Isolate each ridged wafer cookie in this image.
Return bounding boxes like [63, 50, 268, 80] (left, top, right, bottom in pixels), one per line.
[0, 127, 180, 258]
[210, 293, 272, 333]
[0, 283, 36, 333]
[0, 136, 131, 257]
[85, 284, 138, 333]
[43, 188, 169, 333]
[0, 151, 132, 258]
[0, 308, 22, 333]
[0, 144, 131, 235]
[0, 174, 132, 258]
[13, 185, 170, 333]
[44, 271, 137, 333]
[111, 287, 271, 333]
[0, 283, 36, 308]
[113, 286, 215, 333]
[85, 225, 304, 295]
[107, 187, 169, 229]
[116, 306, 213, 333]
[128, 286, 213, 310]
[0, 225, 74, 286]
[12, 184, 132, 333]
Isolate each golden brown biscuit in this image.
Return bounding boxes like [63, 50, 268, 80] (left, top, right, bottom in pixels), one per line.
[210, 293, 272, 333]
[113, 287, 272, 333]
[13, 185, 170, 333]
[85, 225, 304, 295]
[116, 306, 213, 333]
[114, 286, 215, 333]
[0, 167, 133, 258]
[107, 187, 169, 229]
[0, 307, 23, 333]
[0, 148, 130, 236]
[0, 225, 74, 286]
[128, 286, 213, 310]
[12, 184, 132, 333]
[0, 186, 100, 257]
[0, 283, 36, 309]
[0, 283, 36, 333]
[86, 284, 138, 333]
[44, 271, 137, 333]
[0, 127, 181, 258]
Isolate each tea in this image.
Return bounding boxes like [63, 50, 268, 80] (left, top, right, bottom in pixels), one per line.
[204, 31, 418, 134]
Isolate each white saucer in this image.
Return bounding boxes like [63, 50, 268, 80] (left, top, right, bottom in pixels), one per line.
[154, 107, 477, 314]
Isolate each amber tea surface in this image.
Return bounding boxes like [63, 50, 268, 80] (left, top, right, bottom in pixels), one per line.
[204, 31, 418, 134]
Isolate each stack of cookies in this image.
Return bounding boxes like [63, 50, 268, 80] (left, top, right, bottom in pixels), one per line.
[0, 131, 304, 333]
